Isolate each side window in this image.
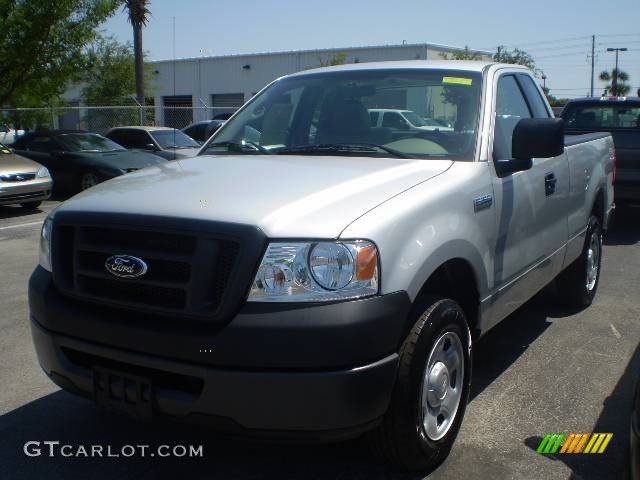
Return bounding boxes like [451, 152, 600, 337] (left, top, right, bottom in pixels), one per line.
[382, 112, 406, 129]
[517, 74, 551, 118]
[129, 130, 152, 148]
[27, 136, 56, 153]
[369, 111, 380, 125]
[494, 75, 532, 160]
[108, 130, 126, 146]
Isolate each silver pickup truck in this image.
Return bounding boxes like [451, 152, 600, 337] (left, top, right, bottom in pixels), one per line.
[29, 61, 615, 471]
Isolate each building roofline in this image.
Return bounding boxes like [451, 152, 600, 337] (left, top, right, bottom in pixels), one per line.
[149, 42, 493, 64]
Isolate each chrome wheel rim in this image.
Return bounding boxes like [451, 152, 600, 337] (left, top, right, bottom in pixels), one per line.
[81, 173, 98, 190]
[420, 330, 464, 441]
[586, 230, 601, 291]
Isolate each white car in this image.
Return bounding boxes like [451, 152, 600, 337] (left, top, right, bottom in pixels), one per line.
[0, 124, 25, 145]
[369, 108, 454, 132]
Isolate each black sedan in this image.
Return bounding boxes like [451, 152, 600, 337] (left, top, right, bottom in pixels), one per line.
[12, 130, 166, 192]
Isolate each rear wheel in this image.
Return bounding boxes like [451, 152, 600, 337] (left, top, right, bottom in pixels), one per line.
[80, 171, 100, 191]
[369, 296, 471, 471]
[19, 201, 42, 210]
[557, 215, 602, 307]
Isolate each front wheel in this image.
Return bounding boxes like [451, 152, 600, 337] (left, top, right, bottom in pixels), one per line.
[369, 297, 471, 471]
[557, 215, 602, 308]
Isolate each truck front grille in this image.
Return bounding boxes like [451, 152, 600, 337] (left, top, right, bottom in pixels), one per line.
[50, 214, 259, 321]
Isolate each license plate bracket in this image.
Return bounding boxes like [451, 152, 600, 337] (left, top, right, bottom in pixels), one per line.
[93, 367, 153, 422]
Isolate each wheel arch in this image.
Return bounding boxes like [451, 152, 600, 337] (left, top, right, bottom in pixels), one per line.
[404, 254, 483, 343]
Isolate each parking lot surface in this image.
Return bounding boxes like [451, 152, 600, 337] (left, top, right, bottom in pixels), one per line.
[0, 201, 638, 480]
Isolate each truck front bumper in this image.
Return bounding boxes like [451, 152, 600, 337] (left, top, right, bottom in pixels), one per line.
[29, 267, 411, 441]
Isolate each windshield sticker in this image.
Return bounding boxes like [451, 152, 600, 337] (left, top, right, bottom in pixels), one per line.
[443, 76, 473, 86]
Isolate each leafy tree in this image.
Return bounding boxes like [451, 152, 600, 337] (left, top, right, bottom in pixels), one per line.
[123, 0, 151, 107]
[494, 46, 539, 75]
[0, 0, 119, 107]
[81, 36, 155, 130]
[82, 36, 153, 105]
[440, 46, 481, 61]
[599, 69, 630, 96]
[318, 53, 348, 67]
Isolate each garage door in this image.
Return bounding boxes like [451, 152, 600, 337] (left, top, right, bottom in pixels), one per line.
[211, 93, 244, 119]
[163, 95, 193, 129]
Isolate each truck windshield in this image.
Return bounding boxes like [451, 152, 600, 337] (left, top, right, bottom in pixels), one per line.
[200, 69, 482, 160]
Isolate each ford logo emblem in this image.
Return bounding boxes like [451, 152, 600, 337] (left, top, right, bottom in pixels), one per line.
[105, 255, 148, 278]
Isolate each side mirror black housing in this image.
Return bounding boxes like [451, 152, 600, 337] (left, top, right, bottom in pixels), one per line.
[513, 118, 564, 160]
[495, 118, 564, 177]
[145, 143, 159, 151]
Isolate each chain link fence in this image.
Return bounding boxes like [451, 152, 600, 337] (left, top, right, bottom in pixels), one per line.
[0, 105, 239, 138]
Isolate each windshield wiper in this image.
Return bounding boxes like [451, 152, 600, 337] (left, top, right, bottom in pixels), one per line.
[278, 143, 413, 159]
[207, 141, 272, 154]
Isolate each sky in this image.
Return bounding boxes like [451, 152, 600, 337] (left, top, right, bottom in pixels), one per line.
[103, 0, 640, 99]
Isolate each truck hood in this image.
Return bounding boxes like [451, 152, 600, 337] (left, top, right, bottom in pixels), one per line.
[59, 155, 452, 238]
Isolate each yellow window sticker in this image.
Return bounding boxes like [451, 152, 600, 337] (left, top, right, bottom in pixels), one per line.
[442, 76, 473, 86]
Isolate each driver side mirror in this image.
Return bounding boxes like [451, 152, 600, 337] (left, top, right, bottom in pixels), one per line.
[495, 118, 564, 176]
[144, 143, 159, 151]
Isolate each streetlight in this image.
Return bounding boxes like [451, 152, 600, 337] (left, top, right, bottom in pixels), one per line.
[541, 74, 547, 90]
[606, 47, 627, 96]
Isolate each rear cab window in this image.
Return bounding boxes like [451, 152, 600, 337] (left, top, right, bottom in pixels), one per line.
[563, 102, 640, 130]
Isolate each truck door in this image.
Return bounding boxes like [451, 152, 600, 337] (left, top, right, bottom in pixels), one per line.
[489, 73, 569, 318]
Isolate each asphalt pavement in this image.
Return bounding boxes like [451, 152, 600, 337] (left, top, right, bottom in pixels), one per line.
[0, 200, 638, 480]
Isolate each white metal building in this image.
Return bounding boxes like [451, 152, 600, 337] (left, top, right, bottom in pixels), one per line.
[150, 42, 492, 127]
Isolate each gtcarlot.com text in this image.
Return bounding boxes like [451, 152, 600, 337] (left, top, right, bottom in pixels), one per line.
[24, 441, 203, 458]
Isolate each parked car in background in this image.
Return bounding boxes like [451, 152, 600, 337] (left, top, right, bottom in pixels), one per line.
[12, 131, 166, 192]
[0, 142, 51, 209]
[369, 108, 454, 134]
[0, 124, 25, 145]
[182, 120, 225, 144]
[562, 97, 640, 203]
[30, 61, 614, 472]
[106, 126, 201, 160]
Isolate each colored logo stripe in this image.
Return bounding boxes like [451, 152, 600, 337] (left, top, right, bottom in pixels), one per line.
[538, 433, 613, 454]
[537, 433, 566, 454]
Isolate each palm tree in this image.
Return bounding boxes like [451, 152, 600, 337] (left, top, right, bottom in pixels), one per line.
[124, 0, 151, 106]
[599, 68, 630, 96]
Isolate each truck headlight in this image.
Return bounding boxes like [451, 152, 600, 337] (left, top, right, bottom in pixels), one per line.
[248, 240, 379, 302]
[39, 216, 53, 272]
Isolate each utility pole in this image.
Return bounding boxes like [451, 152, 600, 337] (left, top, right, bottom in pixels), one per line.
[606, 47, 628, 96]
[541, 74, 547, 90]
[590, 35, 595, 97]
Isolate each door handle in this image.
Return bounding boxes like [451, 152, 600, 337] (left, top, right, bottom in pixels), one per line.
[545, 172, 557, 196]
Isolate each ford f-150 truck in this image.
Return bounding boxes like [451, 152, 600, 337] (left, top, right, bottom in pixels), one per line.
[29, 61, 615, 471]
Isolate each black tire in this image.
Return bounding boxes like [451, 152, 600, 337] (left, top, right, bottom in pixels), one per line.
[557, 215, 603, 308]
[368, 296, 472, 472]
[19, 201, 42, 210]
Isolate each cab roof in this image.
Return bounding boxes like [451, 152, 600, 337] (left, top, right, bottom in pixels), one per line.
[288, 60, 522, 77]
